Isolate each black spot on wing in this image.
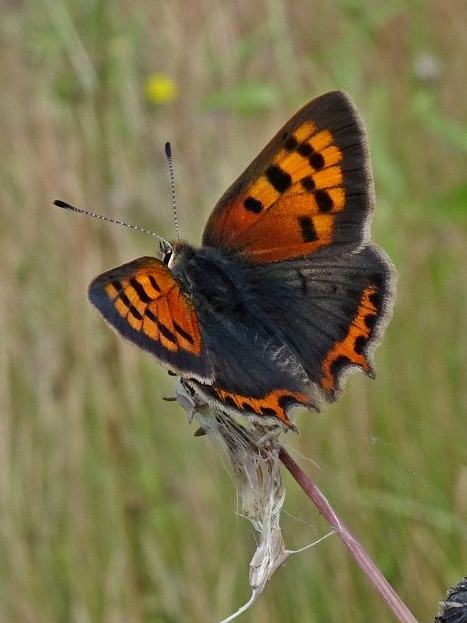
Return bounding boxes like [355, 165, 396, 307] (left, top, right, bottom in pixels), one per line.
[173, 320, 195, 344]
[298, 215, 318, 242]
[330, 355, 352, 378]
[110, 280, 122, 296]
[309, 151, 325, 171]
[297, 143, 313, 157]
[301, 176, 315, 192]
[119, 291, 132, 310]
[266, 165, 292, 193]
[315, 189, 333, 212]
[130, 278, 152, 304]
[244, 196, 263, 214]
[284, 135, 298, 151]
[354, 335, 366, 355]
[145, 308, 177, 345]
[128, 304, 143, 322]
[148, 275, 161, 293]
[278, 394, 299, 412]
[364, 314, 377, 331]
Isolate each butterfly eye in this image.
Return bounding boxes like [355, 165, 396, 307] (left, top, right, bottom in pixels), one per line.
[159, 239, 173, 265]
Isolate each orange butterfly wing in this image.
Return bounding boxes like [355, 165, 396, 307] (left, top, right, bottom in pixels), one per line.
[88, 256, 213, 382]
[84, 91, 395, 429]
[203, 90, 371, 262]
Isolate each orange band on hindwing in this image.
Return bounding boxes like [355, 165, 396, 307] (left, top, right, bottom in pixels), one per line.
[320, 284, 380, 394]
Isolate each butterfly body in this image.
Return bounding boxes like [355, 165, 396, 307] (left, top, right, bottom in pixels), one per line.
[87, 91, 396, 428]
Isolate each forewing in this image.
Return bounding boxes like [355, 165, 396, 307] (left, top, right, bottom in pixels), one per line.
[203, 90, 373, 262]
[88, 256, 213, 381]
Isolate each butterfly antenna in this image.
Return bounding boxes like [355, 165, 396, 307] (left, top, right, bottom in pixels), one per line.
[53, 199, 170, 245]
[164, 142, 180, 241]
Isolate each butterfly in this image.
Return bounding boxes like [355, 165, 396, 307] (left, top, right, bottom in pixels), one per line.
[81, 91, 396, 429]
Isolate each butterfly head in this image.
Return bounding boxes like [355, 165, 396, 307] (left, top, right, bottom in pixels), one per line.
[159, 239, 174, 265]
[166, 239, 198, 265]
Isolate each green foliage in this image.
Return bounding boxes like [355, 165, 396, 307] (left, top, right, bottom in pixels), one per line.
[202, 82, 280, 115]
[1, 1, 467, 622]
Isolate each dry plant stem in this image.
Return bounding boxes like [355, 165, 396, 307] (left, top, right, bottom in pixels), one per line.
[279, 446, 420, 623]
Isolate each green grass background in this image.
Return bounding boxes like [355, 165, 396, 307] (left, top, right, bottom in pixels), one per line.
[2, 1, 467, 622]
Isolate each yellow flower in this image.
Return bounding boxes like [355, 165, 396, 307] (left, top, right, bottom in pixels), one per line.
[145, 73, 178, 104]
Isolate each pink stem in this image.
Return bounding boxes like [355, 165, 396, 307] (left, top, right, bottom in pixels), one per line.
[279, 446, 419, 623]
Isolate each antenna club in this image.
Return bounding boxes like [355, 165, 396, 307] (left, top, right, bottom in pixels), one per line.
[165, 142, 172, 158]
[54, 199, 73, 210]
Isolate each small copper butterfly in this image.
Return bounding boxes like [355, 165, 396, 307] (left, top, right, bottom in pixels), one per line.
[59, 91, 396, 428]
